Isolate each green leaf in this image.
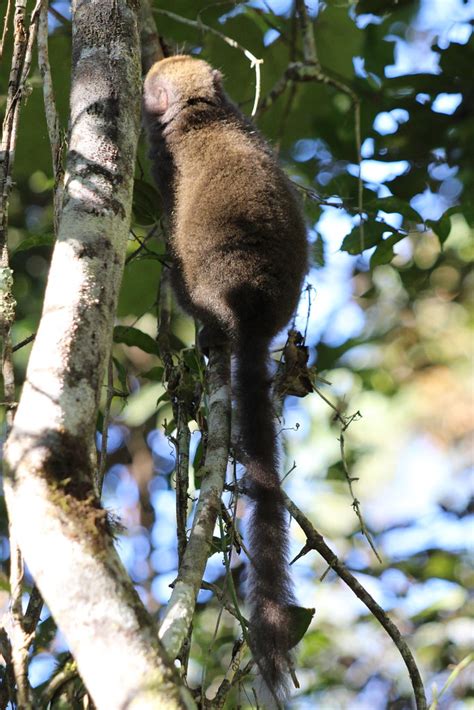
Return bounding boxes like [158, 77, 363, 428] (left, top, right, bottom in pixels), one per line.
[369, 196, 422, 223]
[14, 233, 55, 252]
[370, 233, 403, 268]
[112, 357, 129, 394]
[341, 221, 389, 255]
[141, 366, 164, 382]
[193, 438, 204, 487]
[155, 390, 170, 407]
[209, 534, 231, 557]
[326, 463, 346, 481]
[113, 325, 159, 355]
[163, 418, 176, 436]
[288, 605, 315, 648]
[355, 0, 414, 14]
[132, 179, 162, 226]
[427, 213, 451, 243]
[182, 347, 204, 373]
[312, 233, 325, 268]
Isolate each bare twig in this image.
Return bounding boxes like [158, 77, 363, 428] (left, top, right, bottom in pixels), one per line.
[295, 183, 346, 208]
[155, 262, 194, 567]
[9, 537, 33, 709]
[211, 643, 254, 709]
[282, 492, 427, 710]
[247, 6, 290, 46]
[258, 1, 364, 247]
[0, 629, 16, 708]
[429, 653, 473, 709]
[219, 512, 249, 646]
[354, 99, 365, 250]
[159, 345, 231, 659]
[152, 8, 263, 115]
[40, 659, 78, 706]
[338, 414, 381, 562]
[1, 335, 15, 429]
[174, 401, 191, 565]
[47, 5, 70, 28]
[98, 356, 114, 493]
[156, 266, 173, 371]
[37, 0, 65, 234]
[277, 79, 298, 146]
[23, 585, 43, 636]
[125, 224, 163, 265]
[1, 0, 41, 256]
[200, 582, 245, 626]
[139, 0, 164, 72]
[1, 4, 43, 707]
[12, 332, 35, 352]
[220, 500, 245, 555]
[0, 0, 13, 60]
[314, 385, 381, 561]
[295, 0, 317, 64]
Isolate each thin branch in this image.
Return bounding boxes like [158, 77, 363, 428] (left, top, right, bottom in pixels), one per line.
[314, 386, 381, 561]
[125, 224, 162, 265]
[200, 582, 245, 626]
[295, 183, 345, 208]
[354, 100, 364, 249]
[295, 0, 317, 64]
[1, 5, 43, 707]
[175, 401, 191, 565]
[23, 585, 43, 636]
[219, 513, 249, 647]
[41, 660, 78, 706]
[282, 492, 427, 710]
[0, 0, 13, 60]
[164, 352, 199, 675]
[277, 79, 297, 146]
[247, 7, 290, 47]
[47, 5, 70, 28]
[152, 8, 263, 116]
[339, 415, 381, 562]
[37, 0, 65, 234]
[220, 501, 244, 555]
[1, 0, 42, 259]
[429, 653, 473, 709]
[159, 345, 231, 659]
[0, 629, 16, 708]
[139, 0, 164, 73]
[156, 266, 173, 371]
[210, 643, 254, 709]
[257, 1, 364, 246]
[98, 356, 114, 493]
[12, 332, 35, 352]
[9, 537, 33, 709]
[1, 334, 15, 428]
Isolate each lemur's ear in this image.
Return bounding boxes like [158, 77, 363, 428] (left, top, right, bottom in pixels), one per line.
[143, 84, 169, 115]
[212, 69, 223, 87]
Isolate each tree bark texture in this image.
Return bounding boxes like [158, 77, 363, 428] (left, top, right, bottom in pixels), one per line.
[3, 1, 192, 708]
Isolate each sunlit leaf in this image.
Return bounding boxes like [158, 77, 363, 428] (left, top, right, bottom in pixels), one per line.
[288, 606, 316, 648]
[14, 234, 55, 252]
[113, 325, 159, 355]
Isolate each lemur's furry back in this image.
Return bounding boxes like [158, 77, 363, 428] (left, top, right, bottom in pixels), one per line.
[143, 55, 308, 703]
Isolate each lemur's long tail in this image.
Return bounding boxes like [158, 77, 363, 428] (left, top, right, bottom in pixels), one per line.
[235, 335, 295, 705]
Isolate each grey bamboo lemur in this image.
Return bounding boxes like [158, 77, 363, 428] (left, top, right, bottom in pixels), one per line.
[143, 55, 308, 703]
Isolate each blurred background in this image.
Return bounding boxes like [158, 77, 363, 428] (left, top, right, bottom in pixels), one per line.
[1, 0, 473, 707]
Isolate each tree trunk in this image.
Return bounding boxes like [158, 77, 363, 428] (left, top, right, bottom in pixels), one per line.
[3, 1, 192, 708]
